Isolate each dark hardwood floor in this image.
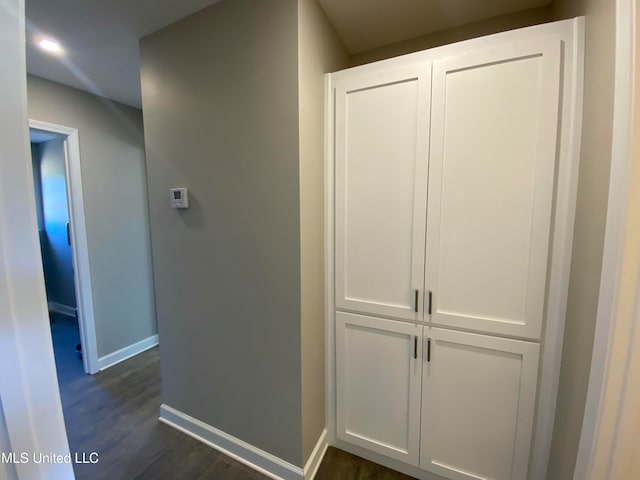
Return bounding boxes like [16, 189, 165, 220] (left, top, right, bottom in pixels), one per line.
[316, 448, 416, 480]
[50, 314, 415, 479]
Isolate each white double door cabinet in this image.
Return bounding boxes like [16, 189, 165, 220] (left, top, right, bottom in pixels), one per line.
[332, 21, 572, 480]
[336, 312, 539, 480]
[335, 38, 561, 340]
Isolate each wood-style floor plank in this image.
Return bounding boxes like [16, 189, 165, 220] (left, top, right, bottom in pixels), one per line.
[316, 447, 417, 480]
[51, 314, 414, 479]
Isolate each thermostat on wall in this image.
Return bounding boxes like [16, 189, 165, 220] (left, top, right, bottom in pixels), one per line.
[170, 188, 189, 208]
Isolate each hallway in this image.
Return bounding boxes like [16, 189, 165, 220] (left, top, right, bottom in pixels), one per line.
[52, 331, 412, 480]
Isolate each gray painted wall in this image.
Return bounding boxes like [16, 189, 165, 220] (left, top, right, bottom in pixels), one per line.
[297, 0, 349, 462]
[547, 1, 615, 479]
[36, 137, 77, 309]
[140, 0, 303, 466]
[27, 75, 157, 358]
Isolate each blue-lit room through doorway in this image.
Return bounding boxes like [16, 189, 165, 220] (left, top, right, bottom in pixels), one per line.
[30, 128, 85, 384]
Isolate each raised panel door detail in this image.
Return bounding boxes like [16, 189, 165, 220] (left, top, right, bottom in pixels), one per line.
[336, 312, 422, 465]
[335, 65, 431, 321]
[425, 40, 561, 338]
[420, 328, 539, 480]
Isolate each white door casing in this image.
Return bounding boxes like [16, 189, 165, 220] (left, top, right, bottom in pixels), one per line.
[29, 119, 99, 374]
[0, 0, 74, 477]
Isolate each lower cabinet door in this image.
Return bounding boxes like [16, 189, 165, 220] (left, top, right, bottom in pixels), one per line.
[336, 312, 422, 465]
[420, 328, 539, 480]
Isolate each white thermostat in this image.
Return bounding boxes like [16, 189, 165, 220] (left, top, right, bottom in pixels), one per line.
[170, 188, 189, 208]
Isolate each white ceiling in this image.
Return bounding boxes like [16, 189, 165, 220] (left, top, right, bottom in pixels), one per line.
[26, 0, 552, 109]
[25, 0, 222, 108]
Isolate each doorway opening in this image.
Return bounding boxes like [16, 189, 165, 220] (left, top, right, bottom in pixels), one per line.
[29, 119, 99, 375]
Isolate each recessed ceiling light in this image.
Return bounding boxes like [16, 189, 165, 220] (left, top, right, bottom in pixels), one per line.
[38, 38, 63, 54]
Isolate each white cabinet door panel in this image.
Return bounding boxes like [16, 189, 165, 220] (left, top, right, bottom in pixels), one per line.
[335, 65, 431, 321]
[425, 40, 561, 339]
[420, 328, 539, 480]
[336, 312, 422, 465]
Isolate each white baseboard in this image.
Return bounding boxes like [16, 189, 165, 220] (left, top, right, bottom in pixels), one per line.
[97, 334, 158, 371]
[303, 429, 328, 480]
[48, 301, 77, 317]
[160, 404, 317, 480]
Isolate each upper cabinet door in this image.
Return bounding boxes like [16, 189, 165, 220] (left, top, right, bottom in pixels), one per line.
[425, 39, 561, 339]
[335, 65, 431, 321]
